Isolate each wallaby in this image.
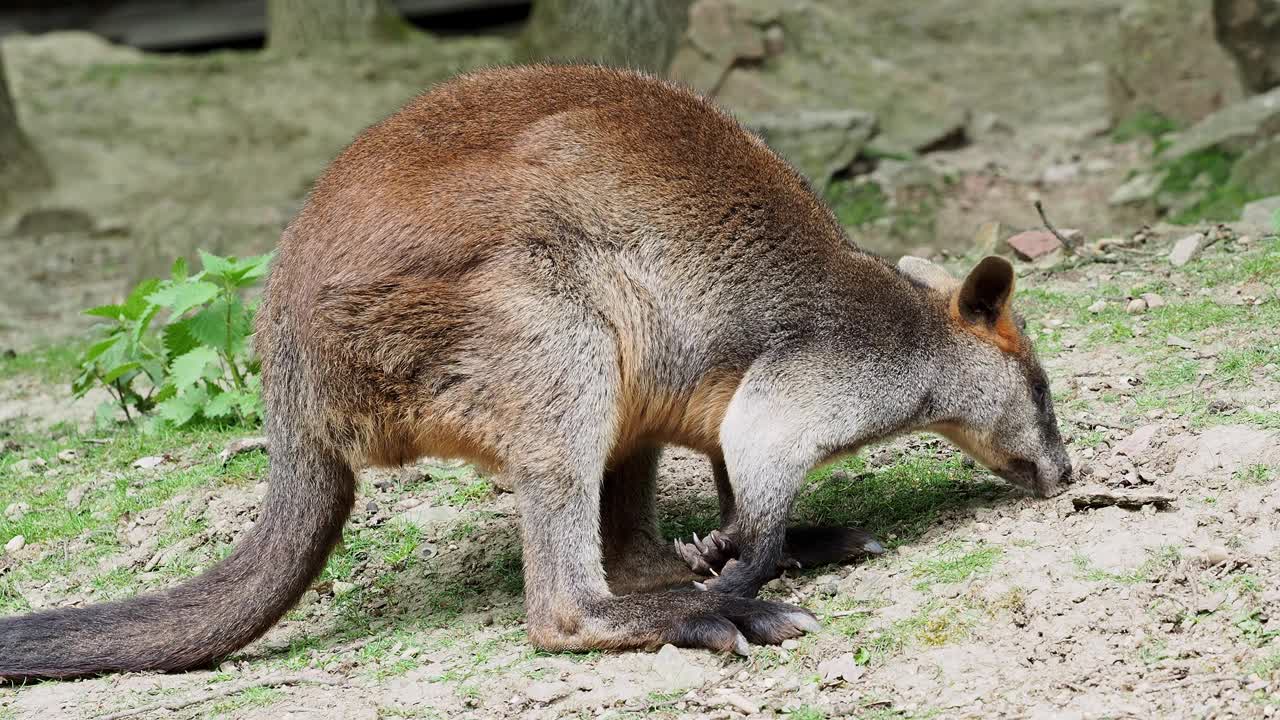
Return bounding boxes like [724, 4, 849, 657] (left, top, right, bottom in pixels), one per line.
[0, 65, 1070, 681]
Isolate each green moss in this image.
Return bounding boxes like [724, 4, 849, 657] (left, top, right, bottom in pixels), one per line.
[824, 180, 889, 227]
[912, 542, 1003, 588]
[1156, 148, 1262, 224]
[1112, 109, 1179, 145]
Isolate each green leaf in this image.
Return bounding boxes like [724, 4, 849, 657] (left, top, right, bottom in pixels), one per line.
[131, 302, 162, 351]
[171, 256, 189, 282]
[84, 304, 124, 320]
[203, 391, 238, 418]
[169, 346, 219, 390]
[80, 336, 122, 366]
[162, 318, 200, 361]
[156, 395, 199, 427]
[100, 361, 141, 384]
[1272, 207, 1279, 234]
[147, 280, 219, 318]
[186, 298, 251, 352]
[198, 250, 235, 280]
[122, 278, 163, 321]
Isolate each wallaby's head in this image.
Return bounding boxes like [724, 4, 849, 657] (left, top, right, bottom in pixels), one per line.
[898, 254, 1072, 498]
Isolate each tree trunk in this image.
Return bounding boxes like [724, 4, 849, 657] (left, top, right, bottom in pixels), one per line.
[267, 0, 413, 55]
[0, 49, 51, 208]
[519, 0, 692, 74]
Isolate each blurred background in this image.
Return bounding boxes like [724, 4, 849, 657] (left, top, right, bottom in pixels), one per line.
[1, 0, 1278, 350]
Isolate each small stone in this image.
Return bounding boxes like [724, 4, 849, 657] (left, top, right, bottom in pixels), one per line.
[12, 458, 46, 475]
[66, 485, 87, 510]
[1006, 230, 1063, 260]
[1088, 300, 1107, 313]
[1197, 591, 1227, 613]
[132, 455, 166, 470]
[1166, 335, 1194, 349]
[763, 25, 785, 56]
[718, 692, 761, 716]
[5, 535, 25, 554]
[1041, 163, 1081, 185]
[525, 680, 571, 704]
[781, 639, 800, 651]
[1203, 546, 1230, 566]
[1140, 293, 1166, 309]
[4, 502, 30, 522]
[818, 653, 865, 685]
[56, 449, 78, 463]
[1169, 233, 1206, 267]
[332, 580, 356, 596]
[365, 500, 379, 515]
[398, 504, 459, 531]
[1126, 298, 1148, 314]
[652, 644, 705, 690]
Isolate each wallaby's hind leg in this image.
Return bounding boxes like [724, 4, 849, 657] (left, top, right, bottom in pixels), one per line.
[509, 322, 820, 652]
[600, 448, 700, 595]
[677, 457, 884, 578]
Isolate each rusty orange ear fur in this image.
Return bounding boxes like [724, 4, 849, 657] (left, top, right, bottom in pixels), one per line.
[949, 256, 1022, 354]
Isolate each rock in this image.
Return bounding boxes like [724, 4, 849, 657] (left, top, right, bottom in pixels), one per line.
[5, 535, 25, 554]
[1109, 172, 1165, 208]
[56, 449, 78, 463]
[817, 653, 865, 685]
[12, 458, 46, 475]
[14, 207, 96, 236]
[1214, 0, 1280, 93]
[671, 1, 967, 153]
[1114, 425, 1160, 458]
[870, 158, 943, 206]
[1241, 196, 1280, 230]
[1167, 335, 1195, 349]
[398, 504, 459, 532]
[332, 581, 356, 596]
[780, 638, 800, 651]
[1161, 86, 1280, 162]
[132, 455, 166, 470]
[1106, 0, 1245, 126]
[651, 644, 705, 691]
[519, 0, 691, 73]
[1140, 293, 1166, 309]
[525, 680, 571, 704]
[667, 0, 764, 94]
[1169, 233, 1207, 267]
[4, 502, 30, 522]
[715, 691, 761, 716]
[1006, 230, 1063, 260]
[1041, 163, 1081, 185]
[1126, 298, 1148, 314]
[1088, 300, 1108, 313]
[66, 485, 87, 510]
[739, 109, 877, 189]
[1231, 138, 1280, 197]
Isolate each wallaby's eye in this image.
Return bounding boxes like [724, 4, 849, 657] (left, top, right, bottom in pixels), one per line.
[1032, 383, 1049, 409]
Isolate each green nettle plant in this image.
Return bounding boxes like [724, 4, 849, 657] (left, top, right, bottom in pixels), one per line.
[73, 251, 273, 429]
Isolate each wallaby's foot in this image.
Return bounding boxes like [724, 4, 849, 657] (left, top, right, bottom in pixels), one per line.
[606, 541, 701, 595]
[677, 526, 884, 579]
[530, 590, 820, 655]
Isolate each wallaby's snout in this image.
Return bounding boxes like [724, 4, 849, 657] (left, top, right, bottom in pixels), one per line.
[899, 254, 1073, 501]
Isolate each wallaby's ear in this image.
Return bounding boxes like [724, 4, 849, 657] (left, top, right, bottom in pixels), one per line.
[897, 256, 958, 292]
[955, 256, 1015, 328]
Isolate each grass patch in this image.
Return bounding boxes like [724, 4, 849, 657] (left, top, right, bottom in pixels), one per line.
[870, 599, 978, 652]
[1236, 464, 1275, 486]
[209, 686, 284, 716]
[793, 451, 1008, 548]
[912, 542, 1002, 588]
[1073, 545, 1181, 585]
[0, 343, 82, 383]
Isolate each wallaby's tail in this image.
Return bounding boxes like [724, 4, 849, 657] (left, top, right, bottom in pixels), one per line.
[0, 397, 354, 681]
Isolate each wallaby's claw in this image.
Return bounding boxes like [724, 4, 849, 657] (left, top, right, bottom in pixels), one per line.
[675, 529, 740, 576]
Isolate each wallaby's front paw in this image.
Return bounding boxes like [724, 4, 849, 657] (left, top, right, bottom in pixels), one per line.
[674, 530, 738, 576]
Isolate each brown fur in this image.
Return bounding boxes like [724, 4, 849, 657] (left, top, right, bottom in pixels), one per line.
[0, 65, 1070, 680]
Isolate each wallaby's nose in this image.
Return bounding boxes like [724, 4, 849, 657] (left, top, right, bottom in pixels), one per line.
[1058, 462, 1075, 487]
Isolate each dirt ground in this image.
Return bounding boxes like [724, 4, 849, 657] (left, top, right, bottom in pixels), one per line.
[2, 2, 1280, 719]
